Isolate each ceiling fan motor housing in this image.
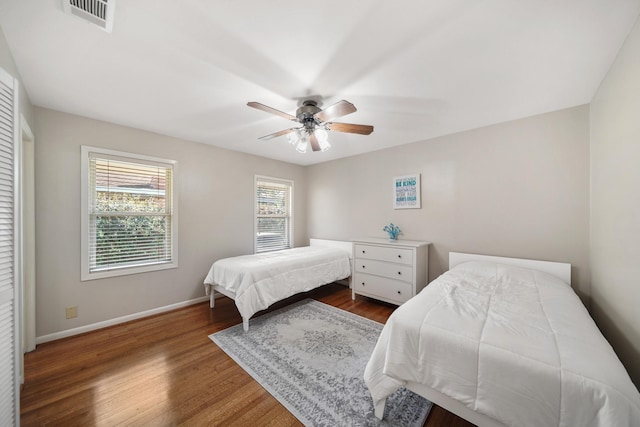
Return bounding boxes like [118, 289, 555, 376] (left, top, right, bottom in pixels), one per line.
[297, 100, 322, 130]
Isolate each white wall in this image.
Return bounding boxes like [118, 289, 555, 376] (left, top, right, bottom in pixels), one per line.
[590, 16, 640, 388]
[34, 107, 307, 337]
[308, 106, 591, 299]
[0, 27, 34, 125]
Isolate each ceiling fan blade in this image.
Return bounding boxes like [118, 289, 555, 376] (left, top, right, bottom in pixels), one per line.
[314, 100, 357, 122]
[327, 122, 374, 135]
[309, 132, 321, 152]
[258, 128, 299, 140]
[247, 102, 297, 121]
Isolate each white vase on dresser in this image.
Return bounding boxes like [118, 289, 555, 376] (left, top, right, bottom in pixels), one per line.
[352, 238, 430, 305]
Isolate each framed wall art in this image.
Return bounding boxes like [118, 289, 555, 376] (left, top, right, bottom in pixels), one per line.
[393, 173, 421, 209]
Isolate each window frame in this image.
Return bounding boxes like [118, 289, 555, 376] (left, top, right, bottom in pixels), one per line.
[254, 175, 294, 253]
[80, 146, 178, 281]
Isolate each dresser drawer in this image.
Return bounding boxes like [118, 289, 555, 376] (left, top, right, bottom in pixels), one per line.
[354, 259, 412, 283]
[354, 244, 413, 265]
[353, 273, 412, 304]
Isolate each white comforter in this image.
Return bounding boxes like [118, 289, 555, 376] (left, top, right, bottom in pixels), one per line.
[364, 261, 640, 426]
[204, 246, 351, 322]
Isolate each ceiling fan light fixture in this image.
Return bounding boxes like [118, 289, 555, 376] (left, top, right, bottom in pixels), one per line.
[314, 127, 328, 142]
[314, 127, 331, 152]
[287, 131, 300, 145]
[296, 136, 308, 154]
[319, 138, 331, 152]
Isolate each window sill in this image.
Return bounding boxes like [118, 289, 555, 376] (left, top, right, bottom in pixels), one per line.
[81, 260, 178, 281]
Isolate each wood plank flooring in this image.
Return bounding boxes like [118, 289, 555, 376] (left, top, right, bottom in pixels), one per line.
[21, 284, 475, 426]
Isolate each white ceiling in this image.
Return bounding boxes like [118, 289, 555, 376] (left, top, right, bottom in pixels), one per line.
[1, 0, 639, 166]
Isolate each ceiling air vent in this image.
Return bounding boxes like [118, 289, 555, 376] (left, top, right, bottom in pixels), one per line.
[62, 0, 116, 33]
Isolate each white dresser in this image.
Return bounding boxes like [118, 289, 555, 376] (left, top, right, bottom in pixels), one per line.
[352, 238, 430, 305]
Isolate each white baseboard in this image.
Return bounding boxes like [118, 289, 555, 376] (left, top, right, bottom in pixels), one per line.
[36, 296, 210, 345]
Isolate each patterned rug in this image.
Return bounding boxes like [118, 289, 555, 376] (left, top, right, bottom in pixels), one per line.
[209, 299, 432, 426]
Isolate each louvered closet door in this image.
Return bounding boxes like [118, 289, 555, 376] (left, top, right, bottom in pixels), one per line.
[0, 66, 18, 426]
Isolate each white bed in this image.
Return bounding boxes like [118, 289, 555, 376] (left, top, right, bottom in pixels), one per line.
[364, 252, 640, 427]
[203, 238, 352, 331]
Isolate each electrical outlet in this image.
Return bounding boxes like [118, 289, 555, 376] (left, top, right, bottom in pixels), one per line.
[65, 306, 78, 319]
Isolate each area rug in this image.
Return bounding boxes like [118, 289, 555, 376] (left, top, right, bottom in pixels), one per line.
[209, 299, 432, 426]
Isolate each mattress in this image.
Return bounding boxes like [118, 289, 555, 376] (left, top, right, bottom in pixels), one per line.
[204, 245, 351, 321]
[364, 261, 640, 426]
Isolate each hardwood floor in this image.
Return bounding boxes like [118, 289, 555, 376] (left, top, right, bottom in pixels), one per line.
[21, 284, 475, 426]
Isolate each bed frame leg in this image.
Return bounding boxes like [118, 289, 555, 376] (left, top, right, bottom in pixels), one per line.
[210, 291, 215, 308]
[374, 398, 386, 419]
[243, 318, 249, 332]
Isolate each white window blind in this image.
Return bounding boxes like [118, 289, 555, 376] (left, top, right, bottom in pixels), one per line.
[82, 147, 177, 280]
[255, 176, 293, 253]
[0, 66, 17, 427]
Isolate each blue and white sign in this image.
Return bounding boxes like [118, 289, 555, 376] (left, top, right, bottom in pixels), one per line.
[393, 174, 421, 209]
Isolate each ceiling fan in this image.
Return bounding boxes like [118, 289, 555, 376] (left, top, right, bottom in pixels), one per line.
[247, 99, 374, 153]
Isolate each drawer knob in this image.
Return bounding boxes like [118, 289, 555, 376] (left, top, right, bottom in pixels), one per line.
[397, 254, 401, 258]
[362, 250, 366, 254]
[397, 290, 401, 295]
[362, 265, 366, 269]
[397, 271, 402, 275]
[362, 282, 365, 286]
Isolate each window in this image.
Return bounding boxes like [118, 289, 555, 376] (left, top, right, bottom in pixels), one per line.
[255, 176, 293, 253]
[81, 146, 178, 280]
